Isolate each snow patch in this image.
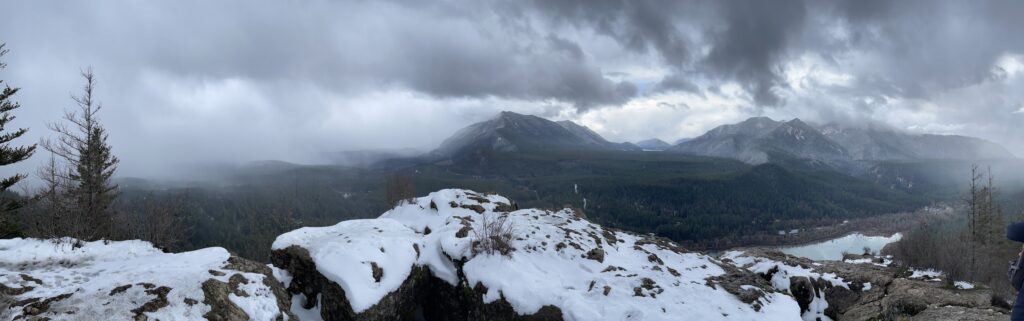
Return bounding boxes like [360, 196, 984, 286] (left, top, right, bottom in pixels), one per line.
[954, 281, 975, 290]
[908, 268, 943, 282]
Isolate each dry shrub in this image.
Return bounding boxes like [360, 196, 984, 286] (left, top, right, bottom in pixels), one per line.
[887, 218, 1018, 297]
[472, 212, 515, 256]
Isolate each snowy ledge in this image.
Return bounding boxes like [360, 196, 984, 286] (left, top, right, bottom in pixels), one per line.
[0, 238, 292, 321]
[271, 189, 801, 321]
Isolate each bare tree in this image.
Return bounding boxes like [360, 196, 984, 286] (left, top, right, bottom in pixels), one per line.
[116, 193, 185, 250]
[963, 165, 1005, 280]
[966, 164, 981, 270]
[27, 153, 76, 238]
[41, 68, 119, 241]
[385, 173, 416, 207]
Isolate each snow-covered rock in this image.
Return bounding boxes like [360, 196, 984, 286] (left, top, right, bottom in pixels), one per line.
[0, 238, 293, 321]
[271, 189, 802, 321]
[726, 249, 1010, 321]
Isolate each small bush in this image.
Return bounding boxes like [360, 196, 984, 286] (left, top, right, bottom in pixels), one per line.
[472, 213, 515, 257]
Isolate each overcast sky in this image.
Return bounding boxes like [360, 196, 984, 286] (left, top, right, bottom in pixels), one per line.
[2, 0, 1023, 178]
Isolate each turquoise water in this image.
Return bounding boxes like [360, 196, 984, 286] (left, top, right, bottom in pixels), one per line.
[778, 233, 903, 261]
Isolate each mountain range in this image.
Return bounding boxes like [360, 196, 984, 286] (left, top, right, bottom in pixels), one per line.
[433, 111, 1014, 166]
[112, 111, 1022, 261]
[673, 117, 1014, 165]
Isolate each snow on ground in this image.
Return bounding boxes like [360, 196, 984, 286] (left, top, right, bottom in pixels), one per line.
[954, 281, 975, 290]
[842, 255, 893, 267]
[0, 238, 285, 321]
[908, 268, 943, 282]
[723, 251, 851, 321]
[273, 189, 803, 321]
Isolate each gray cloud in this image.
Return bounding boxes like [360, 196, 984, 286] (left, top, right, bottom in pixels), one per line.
[1, 0, 1022, 179]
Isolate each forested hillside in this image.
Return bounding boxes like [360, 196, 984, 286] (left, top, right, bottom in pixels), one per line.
[108, 148, 938, 261]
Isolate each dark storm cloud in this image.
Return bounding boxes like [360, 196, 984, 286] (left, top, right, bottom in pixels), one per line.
[526, 0, 807, 106]
[818, 0, 1024, 97]
[702, 0, 806, 106]
[4, 1, 635, 109]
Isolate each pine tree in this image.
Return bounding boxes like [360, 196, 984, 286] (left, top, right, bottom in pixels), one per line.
[0, 43, 37, 236]
[42, 68, 118, 240]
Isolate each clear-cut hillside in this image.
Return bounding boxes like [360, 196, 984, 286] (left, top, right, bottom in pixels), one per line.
[270, 189, 801, 321]
[0, 238, 293, 321]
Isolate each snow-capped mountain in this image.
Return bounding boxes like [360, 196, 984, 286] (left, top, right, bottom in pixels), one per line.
[671, 117, 1013, 165]
[431, 111, 637, 158]
[756, 119, 849, 161]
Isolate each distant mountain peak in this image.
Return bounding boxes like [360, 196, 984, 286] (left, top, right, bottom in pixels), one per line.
[432, 111, 637, 158]
[672, 116, 1014, 164]
[634, 138, 671, 150]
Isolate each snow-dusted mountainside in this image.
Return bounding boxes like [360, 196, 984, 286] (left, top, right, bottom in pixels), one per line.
[818, 122, 1014, 161]
[271, 189, 801, 321]
[431, 111, 637, 158]
[672, 116, 1014, 165]
[0, 238, 293, 321]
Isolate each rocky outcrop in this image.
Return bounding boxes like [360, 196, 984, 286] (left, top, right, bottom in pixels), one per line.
[0, 238, 293, 321]
[272, 245, 564, 321]
[4, 190, 1002, 321]
[270, 189, 801, 321]
[730, 249, 1010, 321]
